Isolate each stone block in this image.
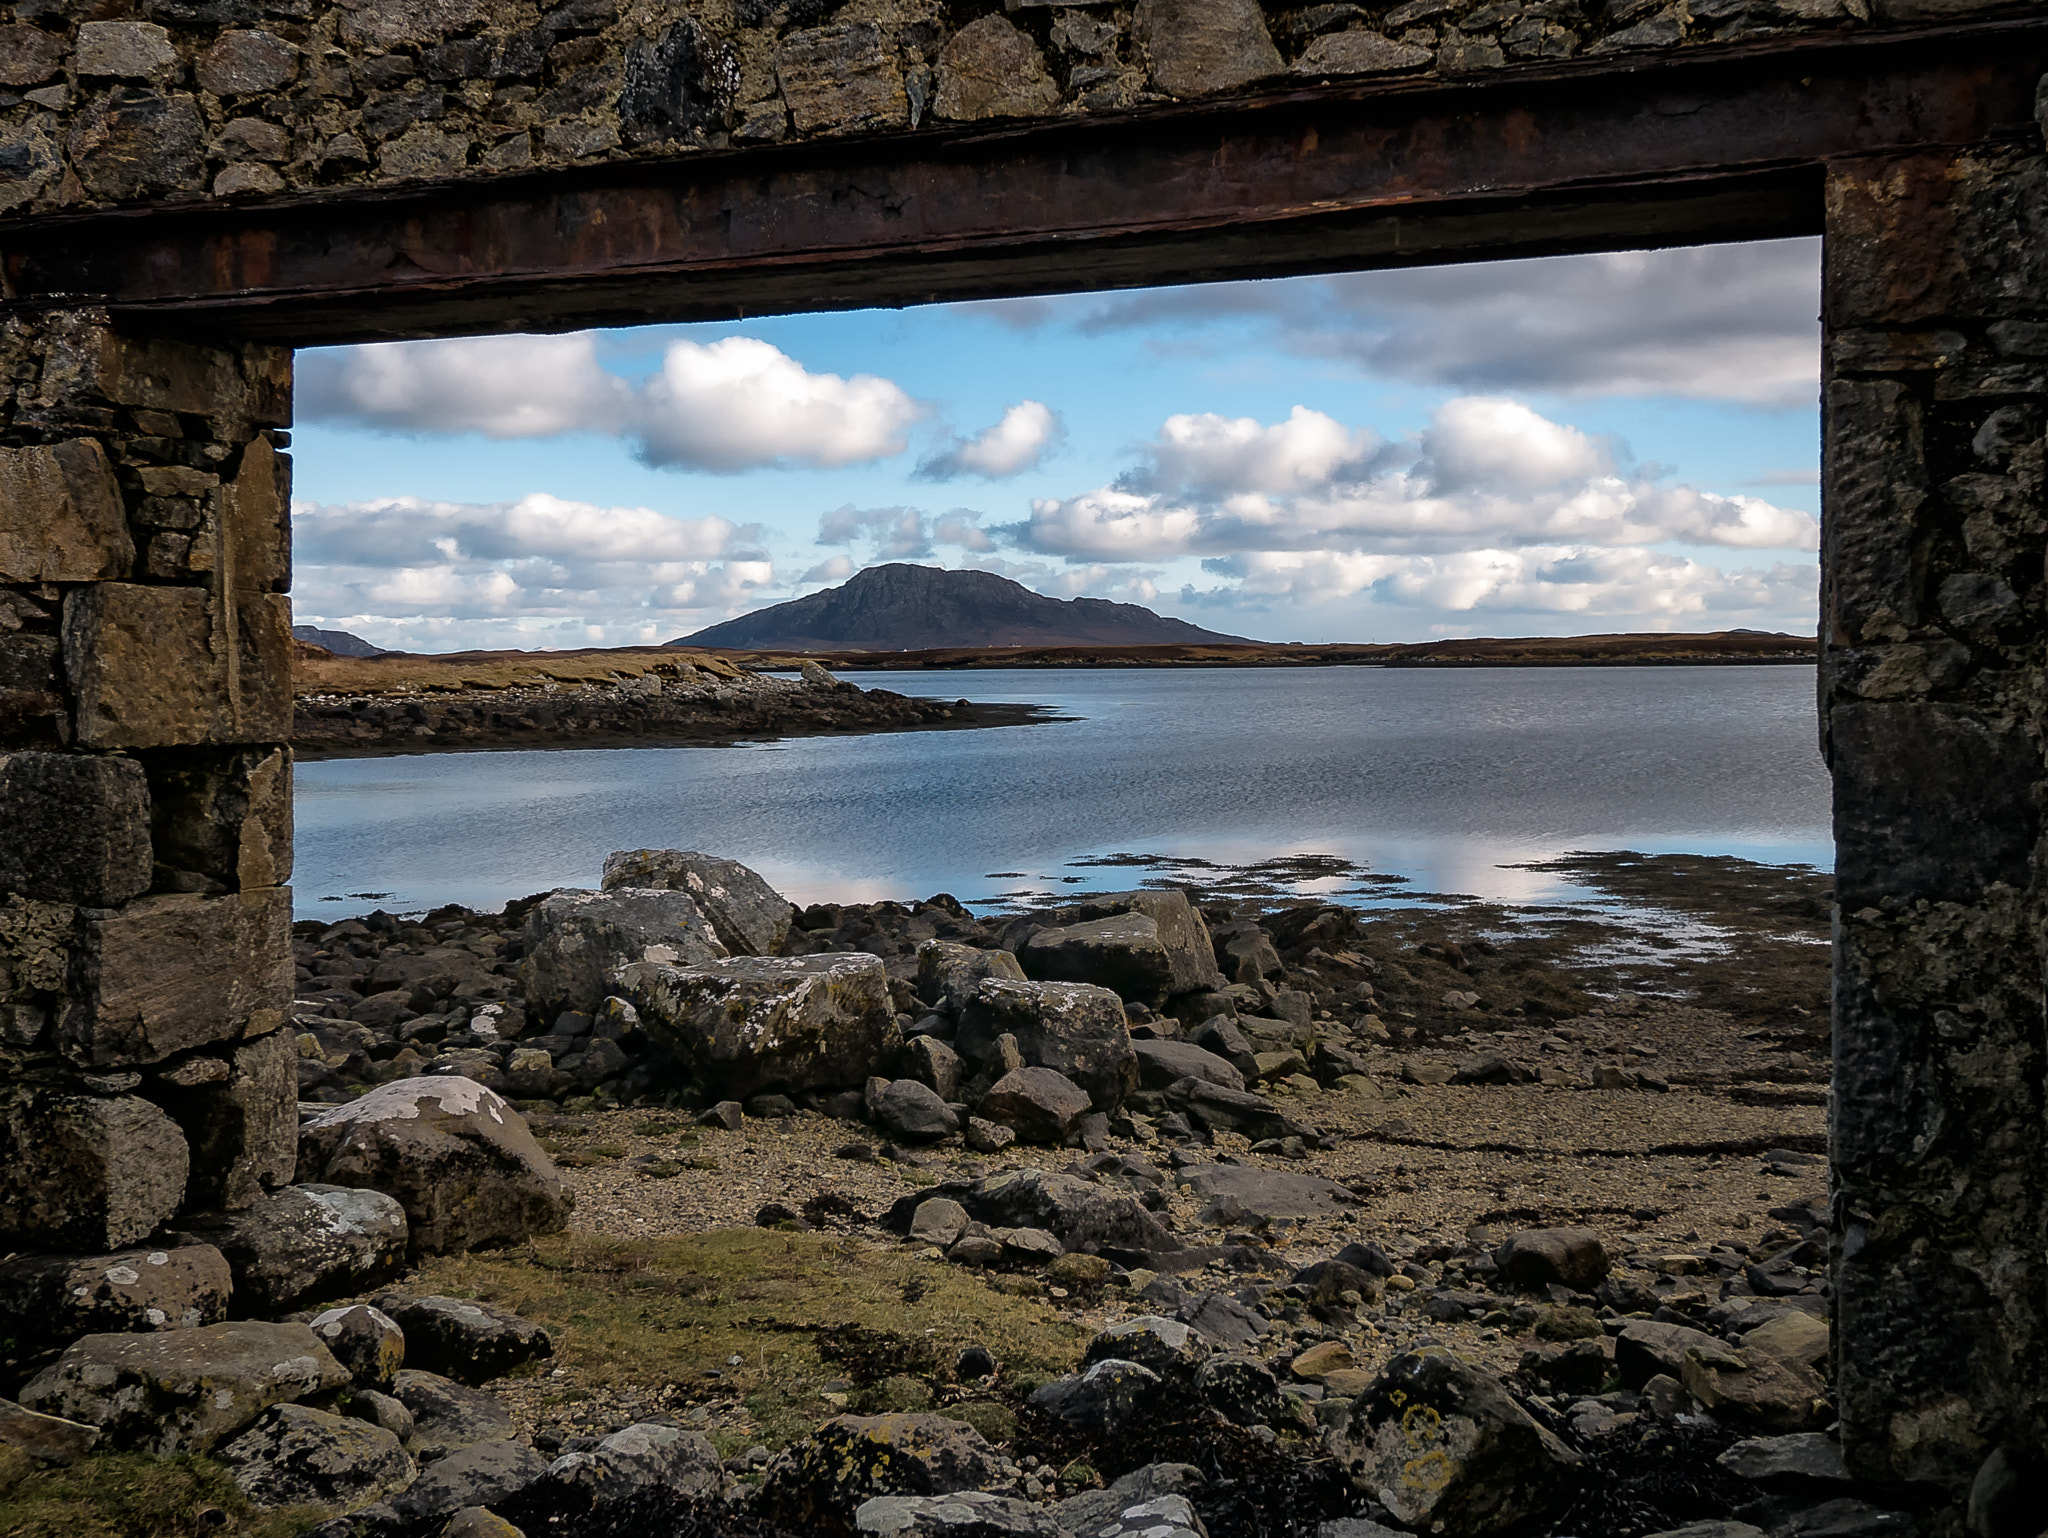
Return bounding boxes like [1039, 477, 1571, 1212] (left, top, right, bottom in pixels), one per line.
[776, 24, 909, 135]
[75, 23, 177, 82]
[223, 434, 291, 593]
[0, 1090, 189, 1249]
[0, 1243, 232, 1342]
[76, 328, 291, 431]
[0, 751, 152, 905]
[0, 893, 72, 1000]
[0, 25, 64, 87]
[167, 1027, 298, 1211]
[66, 89, 207, 204]
[599, 849, 794, 955]
[0, 633, 67, 746]
[196, 31, 296, 97]
[64, 584, 291, 749]
[0, 439, 134, 582]
[1134, 0, 1283, 97]
[934, 16, 1060, 120]
[59, 887, 292, 1069]
[146, 746, 294, 890]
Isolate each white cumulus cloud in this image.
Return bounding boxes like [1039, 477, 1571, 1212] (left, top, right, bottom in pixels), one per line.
[298, 333, 924, 474]
[918, 401, 1064, 480]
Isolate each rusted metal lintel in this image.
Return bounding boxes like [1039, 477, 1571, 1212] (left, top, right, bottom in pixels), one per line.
[4, 19, 2042, 344]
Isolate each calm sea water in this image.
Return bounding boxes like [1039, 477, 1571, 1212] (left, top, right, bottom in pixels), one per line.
[290, 665, 1832, 919]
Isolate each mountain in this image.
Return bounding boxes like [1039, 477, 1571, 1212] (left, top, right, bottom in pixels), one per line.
[293, 625, 388, 658]
[671, 564, 1257, 650]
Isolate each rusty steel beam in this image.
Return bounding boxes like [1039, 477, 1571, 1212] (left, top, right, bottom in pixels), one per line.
[2, 18, 2043, 344]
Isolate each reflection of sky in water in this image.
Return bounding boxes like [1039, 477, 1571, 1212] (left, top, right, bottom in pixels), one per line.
[292, 665, 1833, 918]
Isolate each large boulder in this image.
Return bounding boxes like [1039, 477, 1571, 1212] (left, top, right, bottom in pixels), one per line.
[887, 1167, 1177, 1257]
[1680, 1341, 1827, 1433]
[1616, 1320, 1721, 1391]
[176, 1184, 408, 1314]
[1029, 1358, 1162, 1434]
[1328, 1351, 1582, 1534]
[544, 1420, 729, 1508]
[1075, 891, 1225, 996]
[762, 1413, 1003, 1534]
[956, 980, 1136, 1111]
[914, 940, 1026, 1015]
[1133, 1038, 1244, 1093]
[1024, 891, 1225, 1002]
[601, 849, 795, 956]
[1178, 1163, 1354, 1223]
[1495, 1228, 1611, 1292]
[218, 1403, 415, 1514]
[309, 1304, 405, 1389]
[0, 1243, 231, 1342]
[870, 1079, 960, 1143]
[978, 1066, 1091, 1143]
[0, 1398, 101, 1463]
[620, 953, 899, 1099]
[390, 1368, 514, 1460]
[375, 1437, 549, 1530]
[0, 1089, 189, 1250]
[296, 1078, 570, 1258]
[520, 887, 727, 1018]
[1163, 1077, 1311, 1141]
[18, 1321, 350, 1454]
[373, 1294, 552, 1385]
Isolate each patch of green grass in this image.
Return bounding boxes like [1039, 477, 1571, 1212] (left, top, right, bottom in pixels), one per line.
[417, 1230, 1090, 1451]
[0, 1451, 323, 1538]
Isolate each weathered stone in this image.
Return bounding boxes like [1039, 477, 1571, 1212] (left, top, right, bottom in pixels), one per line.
[297, 1078, 570, 1257]
[1495, 1227, 1611, 1292]
[915, 939, 1027, 1014]
[59, 887, 292, 1068]
[1163, 1077, 1308, 1141]
[910, 1197, 970, 1247]
[1717, 1432, 1853, 1490]
[340, 0, 491, 49]
[1053, 1466, 1211, 1538]
[390, 1368, 513, 1460]
[858, 1490, 1066, 1536]
[173, 1027, 297, 1210]
[1135, 0, 1283, 97]
[979, 1065, 1092, 1143]
[66, 89, 206, 202]
[621, 952, 898, 1099]
[1329, 1351, 1581, 1533]
[1295, 30, 1433, 73]
[1029, 1358, 1162, 1433]
[63, 585, 292, 748]
[1179, 1162, 1353, 1222]
[75, 23, 177, 81]
[545, 1421, 728, 1506]
[0, 752, 151, 906]
[600, 849, 795, 955]
[1741, 1311, 1830, 1371]
[19, 1321, 349, 1454]
[1680, 1341, 1827, 1434]
[957, 979, 1136, 1110]
[219, 1403, 415, 1514]
[1615, 1320, 1720, 1390]
[520, 887, 728, 1019]
[309, 1304, 405, 1389]
[0, 1397, 99, 1463]
[1022, 914, 1177, 1004]
[896, 1166, 1176, 1255]
[762, 1414, 1003, 1532]
[872, 1078, 960, 1143]
[1196, 1354, 1283, 1425]
[776, 24, 910, 135]
[196, 31, 296, 96]
[0, 25, 63, 87]
[0, 1243, 231, 1343]
[379, 1437, 548, 1528]
[934, 15, 1060, 121]
[147, 746, 294, 893]
[179, 1184, 407, 1314]
[0, 1091, 188, 1250]
[1133, 1037, 1244, 1092]
[373, 1294, 552, 1385]
[900, 1033, 965, 1102]
[1086, 1316, 1210, 1378]
[0, 440, 132, 583]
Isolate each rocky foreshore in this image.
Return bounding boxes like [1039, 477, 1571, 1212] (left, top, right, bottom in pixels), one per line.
[293, 655, 1049, 759]
[0, 850, 1909, 1538]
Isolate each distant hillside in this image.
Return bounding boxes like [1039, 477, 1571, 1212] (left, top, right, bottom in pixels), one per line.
[672, 564, 1256, 651]
[293, 625, 386, 658]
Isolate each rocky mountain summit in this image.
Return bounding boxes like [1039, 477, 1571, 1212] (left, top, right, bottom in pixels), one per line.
[673, 564, 1256, 651]
[0, 851, 1892, 1538]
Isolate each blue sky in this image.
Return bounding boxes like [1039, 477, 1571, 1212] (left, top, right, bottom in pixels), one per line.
[290, 237, 1821, 651]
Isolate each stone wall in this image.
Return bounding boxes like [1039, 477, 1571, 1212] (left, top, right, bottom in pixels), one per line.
[1822, 140, 2048, 1497]
[0, 0, 2019, 219]
[0, 311, 299, 1249]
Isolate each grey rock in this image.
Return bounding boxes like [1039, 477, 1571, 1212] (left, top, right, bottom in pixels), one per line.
[1087, 1316, 1209, 1377]
[1134, 0, 1284, 96]
[909, 1198, 971, 1248]
[1295, 30, 1433, 73]
[342, 1387, 415, 1445]
[298, 1078, 569, 1258]
[1028, 1357, 1162, 1433]
[1133, 1038, 1244, 1093]
[391, 1369, 514, 1461]
[1642, 1525, 1767, 1538]
[309, 1304, 405, 1389]
[1680, 1341, 1826, 1434]
[1179, 1162, 1353, 1223]
[0, 1090, 188, 1250]
[872, 1079, 960, 1143]
[1189, 1015, 1259, 1079]
[600, 849, 795, 956]
[0, 751, 150, 905]
[1084, 1493, 1210, 1538]
[438, 1508, 526, 1538]
[1769, 1501, 1917, 1538]
[1072, 890, 1227, 997]
[914, 941, 1026, 1015]
[178, 1184, 408, 1314]
[383, 1437, 548, 1527]
[622, 953, 899, 1100]
[1496, 1228, 1611, 1291]
[0, 1397, 99, 1463]
[1196, 1354, 1283, 1425]
[546, 1421, 727, 1506]
[1719, 1433, 1852, 1489]
[762, 1413, 1002, 1532]
[521, 887, 727, 1018]
[1163, 1078, 1309, 1141]
[1616, 1320, 1720, 1390]
[219, 1403, 415, 1514]
[900, 1034, 966, 1102]
[1318, 1522, 1416, 1538]
[896, 1167, 1176, 1255]
[978, 1066, 1094, 1143]
[964, 1117, 1016, 1154]
[957, 979, 1137, 1111]
[1055, 1464, 1209, 1536]
[18, 1321, 349, 1454]
[1328, 1352, 1580, 1532]
[1181, 1290, 1268, 1348]
[858, 1490, 1064, 1536]
[1021, 913, 1177, 1004]
[373, 1295, 551, 1386]
[0, 1243, 231, 1340]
